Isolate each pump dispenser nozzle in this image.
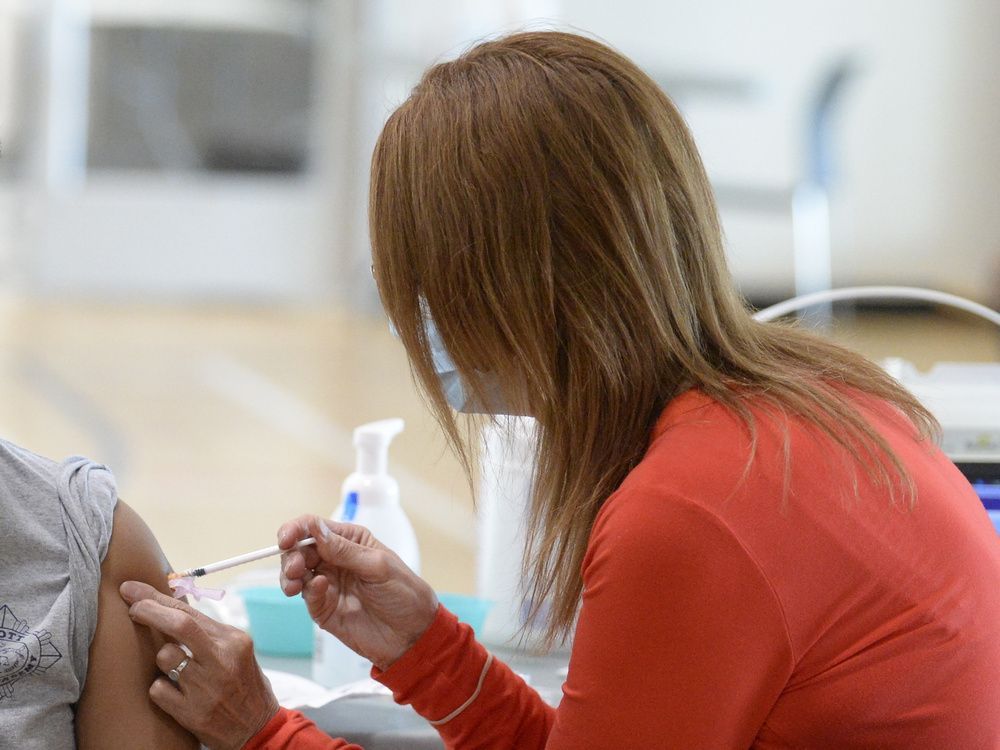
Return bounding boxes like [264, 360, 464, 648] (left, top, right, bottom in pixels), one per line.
[354, 418, 404, 475]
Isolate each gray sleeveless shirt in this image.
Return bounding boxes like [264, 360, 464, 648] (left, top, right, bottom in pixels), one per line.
[0, 439, 117, 750]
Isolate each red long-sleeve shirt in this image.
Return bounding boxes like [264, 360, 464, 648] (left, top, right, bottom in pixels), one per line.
[245, 390, 1000, 749]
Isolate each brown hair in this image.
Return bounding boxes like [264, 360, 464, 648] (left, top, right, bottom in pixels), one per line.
[369, 31, 937, 646]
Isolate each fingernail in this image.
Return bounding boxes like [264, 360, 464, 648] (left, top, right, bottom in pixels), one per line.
[319, 520, 331, 540]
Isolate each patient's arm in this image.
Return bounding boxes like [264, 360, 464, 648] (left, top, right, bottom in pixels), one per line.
[75, 501, 199, 749]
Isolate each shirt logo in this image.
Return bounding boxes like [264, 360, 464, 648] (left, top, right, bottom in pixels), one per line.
[0, 605, 62, 701]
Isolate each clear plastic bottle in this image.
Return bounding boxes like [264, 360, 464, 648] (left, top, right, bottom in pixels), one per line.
[311, 418, 420, 687]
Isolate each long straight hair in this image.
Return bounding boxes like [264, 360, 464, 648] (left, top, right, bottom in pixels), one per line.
[369, 31, 937, 646]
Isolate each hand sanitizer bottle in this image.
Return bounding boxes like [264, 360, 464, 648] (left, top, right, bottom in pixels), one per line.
[312, 418, 421, 687]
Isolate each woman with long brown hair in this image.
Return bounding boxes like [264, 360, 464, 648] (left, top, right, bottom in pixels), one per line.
[122, 31, 1000, 749]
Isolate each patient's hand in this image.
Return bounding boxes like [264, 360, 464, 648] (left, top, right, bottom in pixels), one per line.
[121, 581, 280, 750]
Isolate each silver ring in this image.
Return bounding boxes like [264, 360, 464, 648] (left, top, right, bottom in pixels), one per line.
[179, 643, 193, 659]
[168, 657, 190, 682]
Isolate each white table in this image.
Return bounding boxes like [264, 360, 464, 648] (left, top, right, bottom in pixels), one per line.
[260, 647, 567, 750]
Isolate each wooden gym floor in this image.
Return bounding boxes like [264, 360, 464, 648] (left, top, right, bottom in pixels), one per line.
[0, 297, 996, 595]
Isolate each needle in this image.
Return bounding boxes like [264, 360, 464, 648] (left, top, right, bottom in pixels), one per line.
[168, 536, 317, 580]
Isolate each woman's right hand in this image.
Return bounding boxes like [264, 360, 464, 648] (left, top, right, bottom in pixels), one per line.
[278, 517, 439, 671]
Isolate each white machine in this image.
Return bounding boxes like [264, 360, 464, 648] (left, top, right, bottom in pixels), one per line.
[755, 286, 1000, 533]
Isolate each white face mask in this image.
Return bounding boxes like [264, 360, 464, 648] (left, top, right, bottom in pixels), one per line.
[423, 314, 509, 414]
[388, 313, 510, 415]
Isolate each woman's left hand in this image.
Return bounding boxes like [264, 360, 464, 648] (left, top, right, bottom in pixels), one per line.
[120, 581, 280, 750]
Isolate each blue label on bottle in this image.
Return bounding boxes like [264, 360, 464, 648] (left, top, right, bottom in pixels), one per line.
[341, 491, 359, 522]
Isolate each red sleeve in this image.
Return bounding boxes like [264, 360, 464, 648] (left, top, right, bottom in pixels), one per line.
[546, 489, 795, 748]
[375, 489, 793, 749]
[242, 708, 361, 750]
[374, 605, 555, 747]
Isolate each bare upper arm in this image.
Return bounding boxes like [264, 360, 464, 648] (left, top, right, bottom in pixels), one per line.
[75, 500, 199, 750]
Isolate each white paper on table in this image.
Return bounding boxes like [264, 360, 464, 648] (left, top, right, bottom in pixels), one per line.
[263, 669, 392, 710]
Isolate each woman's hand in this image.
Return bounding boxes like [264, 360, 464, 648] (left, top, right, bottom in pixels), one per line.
[278, 516, 439, 670]
[119, 581, 280, 750]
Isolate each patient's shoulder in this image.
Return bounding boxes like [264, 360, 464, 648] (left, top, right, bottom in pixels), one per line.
[100, 501, 173, 585]
[76, 501, 198, 749]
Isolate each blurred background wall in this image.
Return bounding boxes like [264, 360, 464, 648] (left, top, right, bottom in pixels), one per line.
[1, 0, 997, 309]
